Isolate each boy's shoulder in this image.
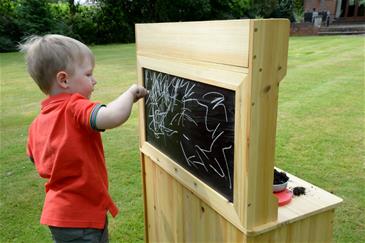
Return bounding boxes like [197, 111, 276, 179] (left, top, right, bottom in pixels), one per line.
[33, 93, 103, 132]
[29, 93, 93, 126]
[40, 93, 92, 111]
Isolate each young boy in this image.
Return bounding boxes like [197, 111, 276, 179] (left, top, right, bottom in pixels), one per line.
[20, 34, 148, 242]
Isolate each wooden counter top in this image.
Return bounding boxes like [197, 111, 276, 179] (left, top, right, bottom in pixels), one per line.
[252, 169, 343, 234]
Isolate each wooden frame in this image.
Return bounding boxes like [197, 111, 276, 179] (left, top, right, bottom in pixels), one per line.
[136, 19, 336, 237]
[136, 19, 291, 234]
[138, 54, 248, 232]
[136, 19, 342, 242]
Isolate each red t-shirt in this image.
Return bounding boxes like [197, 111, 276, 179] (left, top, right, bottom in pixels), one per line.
[27, 93, 119, 229]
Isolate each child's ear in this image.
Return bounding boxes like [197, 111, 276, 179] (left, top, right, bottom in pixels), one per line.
[56, 71, 69, 89]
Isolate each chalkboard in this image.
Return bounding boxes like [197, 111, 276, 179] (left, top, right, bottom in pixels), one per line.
[143, 68, 235, 202]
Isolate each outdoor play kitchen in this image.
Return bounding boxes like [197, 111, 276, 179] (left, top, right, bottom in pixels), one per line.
[136, 19, 343, 242]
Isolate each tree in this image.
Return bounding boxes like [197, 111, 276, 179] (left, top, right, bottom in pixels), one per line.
[121, 0, 157, 24]
[0, 0, 22, 51]
[16, 0, 54, 38]
[155, 0, 211, 22]
[68, 0, 77, 16]
[293, 0, 304, 22]
[209, 0, 234, 19]
[0, 0, 296, 52]
[250, 0, 279, 18]
[227, 0, 251, 19]
[270, 0, 295, 22]
[96, 0, 132, 43]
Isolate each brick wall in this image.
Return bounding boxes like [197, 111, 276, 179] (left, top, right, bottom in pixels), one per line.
[304, 0, 337, 21]
[290, 23, 320, 36]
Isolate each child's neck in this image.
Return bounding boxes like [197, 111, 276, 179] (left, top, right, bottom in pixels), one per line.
[49, 88, 73, 97]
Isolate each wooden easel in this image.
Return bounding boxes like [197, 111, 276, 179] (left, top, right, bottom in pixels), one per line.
[136, 19, 342, 242]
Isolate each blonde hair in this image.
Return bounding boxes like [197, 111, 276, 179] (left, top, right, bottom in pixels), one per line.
[19, 34, 95, 94]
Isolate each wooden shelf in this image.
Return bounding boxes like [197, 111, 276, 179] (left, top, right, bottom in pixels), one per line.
[252, 169, 343, 235]
[279, 171, 342, 222]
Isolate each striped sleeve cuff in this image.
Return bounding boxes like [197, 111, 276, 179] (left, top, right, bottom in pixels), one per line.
[90, 104, 106, 132]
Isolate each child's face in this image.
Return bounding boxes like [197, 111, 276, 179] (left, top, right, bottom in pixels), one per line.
[68, 58, 96, 99]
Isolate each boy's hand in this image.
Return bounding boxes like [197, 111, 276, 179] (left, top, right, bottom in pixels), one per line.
[128, 84, 149, 102]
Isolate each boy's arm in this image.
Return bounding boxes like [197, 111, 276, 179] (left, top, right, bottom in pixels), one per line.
[95, 84, 148, 130]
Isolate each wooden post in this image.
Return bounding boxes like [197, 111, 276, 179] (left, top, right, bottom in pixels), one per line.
[136, 19, 342, 242]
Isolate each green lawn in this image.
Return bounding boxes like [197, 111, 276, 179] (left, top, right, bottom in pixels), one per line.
[1, 35, 364, 242]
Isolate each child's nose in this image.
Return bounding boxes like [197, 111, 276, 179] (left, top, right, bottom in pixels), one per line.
[92, 77, 97, 85]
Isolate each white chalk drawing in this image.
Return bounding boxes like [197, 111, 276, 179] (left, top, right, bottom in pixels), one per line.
[144, 69, 234, 190]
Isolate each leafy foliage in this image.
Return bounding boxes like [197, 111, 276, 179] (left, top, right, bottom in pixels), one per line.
[0, 0, 298, 52]
[96, 0, 132, 43]
[0, 0, 22, 52]
[155, 0, 211, 22]
[228, 0, 251, 19]
[271, 0, 295, 22]
[293, 0, 304, 22]
[16, 0, 54, 37]
[250, 0, 278, 18]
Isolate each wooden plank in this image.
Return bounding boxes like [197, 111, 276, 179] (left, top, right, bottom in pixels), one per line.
[136, 20, 250, 67]
[137, 60, 146, 147]
[137, 55, 246, 91]
[139, 153, 149, 242]
[249, 210, 335, 242]
[138, 53, 248, 74]
[143, 158, 157, 240]
[234, 76, 250, 226]
[144, 158, 184, 242]
[140, 143, 245, 233]
[142, 155, 337, 242]
[245, 19, 290, 229]
[143, 155, 246, 242]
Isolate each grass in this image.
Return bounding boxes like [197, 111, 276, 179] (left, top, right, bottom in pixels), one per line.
[1, 35, 364, 242]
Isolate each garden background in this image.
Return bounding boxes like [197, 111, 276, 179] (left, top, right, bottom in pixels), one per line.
[1, 0, 364, 242]
[1, 0, 301, 52]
